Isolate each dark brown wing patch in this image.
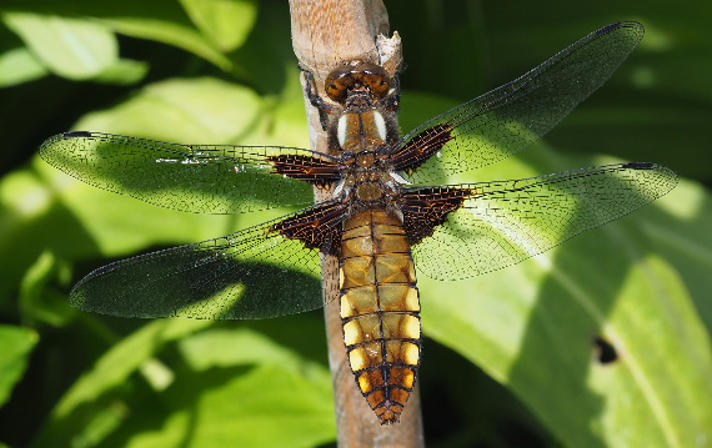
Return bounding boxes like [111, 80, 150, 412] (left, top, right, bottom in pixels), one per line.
[270, 201, 346, 255]
[389, 123, 454, 173]
[268, 154, 341, 186]
[399, 186, 476, 244]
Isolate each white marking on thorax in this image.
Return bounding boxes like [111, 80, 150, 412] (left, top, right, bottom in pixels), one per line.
[393, 208, 404, 223]
[373, 111, 387, 141]
[337, 115, 348, 148]
[389, 171, 411, 185]
[332, 178, 346, 197]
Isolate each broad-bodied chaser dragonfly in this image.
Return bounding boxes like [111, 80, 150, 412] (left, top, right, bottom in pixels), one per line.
[40, 21, 677, 424]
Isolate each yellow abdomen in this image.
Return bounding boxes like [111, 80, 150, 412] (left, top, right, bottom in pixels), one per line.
[339, 209, 421, 424]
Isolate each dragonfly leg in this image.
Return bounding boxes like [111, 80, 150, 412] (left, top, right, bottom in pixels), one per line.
[300, 66, 335, 131]
[380, 72, 401, 113]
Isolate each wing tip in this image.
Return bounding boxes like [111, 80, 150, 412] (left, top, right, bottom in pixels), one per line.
[590, 21, 645, 55]
[620, 161, 679, 190]
[598, 20, 645, 41]
[39, 131, 96, 161]
[621, 161, 655, 170]
[62, 131, 94, 138]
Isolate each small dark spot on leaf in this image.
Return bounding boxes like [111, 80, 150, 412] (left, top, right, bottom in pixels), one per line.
[592, 335, 618, 364]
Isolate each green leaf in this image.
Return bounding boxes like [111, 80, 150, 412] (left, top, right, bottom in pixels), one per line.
[179, 0, 258, 52]
[111, 326, 334, 448]
[0, 75, 309, 299]
[74, 77, 263, 143]
[33, 319, 209, 447]
[53, 319, 211, 419]
[100, 14, 233, 72]
[93, 58, 149, 85]
[2, 12, 118, 80]
[417, 140, 712, 446]
[0, 0, 234, 72]
[0, 46, 47, 87]
[177, 326, 330, 383]
[64, 401, 129, 448]
[0, 12, 147, 86]
[19, 251, 74, 327]
[37, 323, 334, 448]
[0, 325, 38, 407]
[113, 364, 335, 448]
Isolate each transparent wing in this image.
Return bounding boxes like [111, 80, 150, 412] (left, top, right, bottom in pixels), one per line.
[390, 22, 645, 185]
[69, 201, 347, 319]
[405, 162, 677, 280]
[39, 131, 339, 214]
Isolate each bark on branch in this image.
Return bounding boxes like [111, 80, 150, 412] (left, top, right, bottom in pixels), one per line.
[288, 1, 424, 447]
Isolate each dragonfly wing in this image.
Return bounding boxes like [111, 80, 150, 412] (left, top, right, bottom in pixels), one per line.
[40, 131, 341, 214]
[402, 162, 677, 281]
[70, 201, 347, 319]
[390, 22, 645, 185]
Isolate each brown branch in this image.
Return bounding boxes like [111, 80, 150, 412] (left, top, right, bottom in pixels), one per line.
[288, 1, 424, 447]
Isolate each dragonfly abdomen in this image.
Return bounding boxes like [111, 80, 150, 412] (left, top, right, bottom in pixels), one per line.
[339, 209, 421, 424]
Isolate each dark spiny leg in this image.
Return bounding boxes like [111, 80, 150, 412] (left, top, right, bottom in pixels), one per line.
[381, 74, 401, 113]
[301, 68, 333, 111]
[299, 66, 334, 130]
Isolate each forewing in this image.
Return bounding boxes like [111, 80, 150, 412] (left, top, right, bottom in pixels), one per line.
[69, 201, 346, 319]
[404, 163, 677, 281]
[390, 22, 645, 184]
[39, 131, 340, 214]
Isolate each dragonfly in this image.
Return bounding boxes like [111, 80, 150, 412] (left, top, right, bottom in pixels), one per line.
[39, 21, 677, 424]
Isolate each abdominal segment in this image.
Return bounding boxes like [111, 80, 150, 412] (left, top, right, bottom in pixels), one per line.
[339, 209, 421, 424]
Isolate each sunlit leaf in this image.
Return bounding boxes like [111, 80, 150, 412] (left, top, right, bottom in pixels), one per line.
[32, 319, 208, 446]
[92, 58, 149, 85]
[53, 319, 211, 419]
[0, 46, 47, 87]
[0, 70, 308, 297]
[419, 145, 712, 447]
[0, 0, 234, 72]
[179, 0, 258, 52]
[0, 325, 38, 407]
[2, 12, 117, 80]
[101, 15, 233, 72]
[113, 363, 334, 448]
[19, 251, 74, 327]
[110, 326, 334, 448]
[177, 326, 331, 381]
[36, 323, 334, 448]
[74, 77, 263, 143]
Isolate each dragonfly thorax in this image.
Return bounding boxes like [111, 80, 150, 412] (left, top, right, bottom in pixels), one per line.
[336, 109, 389, 151]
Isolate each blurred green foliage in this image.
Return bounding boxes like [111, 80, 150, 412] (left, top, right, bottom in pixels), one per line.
[0, 1, 710, 447]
